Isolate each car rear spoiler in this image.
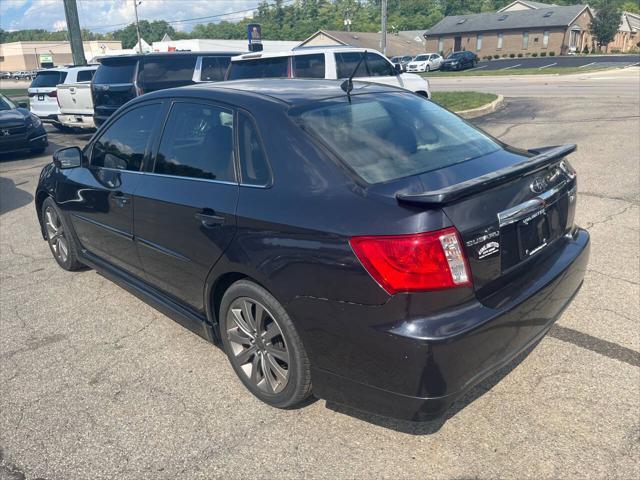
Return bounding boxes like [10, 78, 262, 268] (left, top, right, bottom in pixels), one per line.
[396, 144, 577, 208]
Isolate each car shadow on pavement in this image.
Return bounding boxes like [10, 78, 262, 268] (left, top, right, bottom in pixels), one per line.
[324, 340, 541, 435]
[0, 175, 33, 216]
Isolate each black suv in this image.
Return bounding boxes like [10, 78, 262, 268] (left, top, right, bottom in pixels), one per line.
[441, 51, 478, 71]
[36, 79, 589, 421]
[92, 52, 241, 126]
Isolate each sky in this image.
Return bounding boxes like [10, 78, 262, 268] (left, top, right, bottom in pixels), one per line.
[0, 0, 260, 32]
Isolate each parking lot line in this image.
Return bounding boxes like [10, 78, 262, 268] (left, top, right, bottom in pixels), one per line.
[468, 65, 487, 71]
[538, 62, 558, 69]
[623, 62, 640, 68]
[578, 62, 597, 69]
[500, 64, 521, 70]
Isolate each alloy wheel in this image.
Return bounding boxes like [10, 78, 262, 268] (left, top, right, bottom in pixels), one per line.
[44, 206, 69, 263]
[226, 297, 290, 394]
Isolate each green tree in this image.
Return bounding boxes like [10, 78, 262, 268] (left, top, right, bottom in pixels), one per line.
[590, 2, 622, 51]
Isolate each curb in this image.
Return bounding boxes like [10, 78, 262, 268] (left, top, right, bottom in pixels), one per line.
[456, 95, 505, 119]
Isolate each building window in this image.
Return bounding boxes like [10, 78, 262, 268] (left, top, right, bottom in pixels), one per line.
[522, 31, 529, 49]
[497, 32, 503, 49]
[476, 33, 483, 51]
[543, 30, 549, 48]
[438, 37, 444, 53]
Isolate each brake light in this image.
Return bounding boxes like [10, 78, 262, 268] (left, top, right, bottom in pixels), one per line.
[47, 90, 57, 98]
[349, 227, 471, 294]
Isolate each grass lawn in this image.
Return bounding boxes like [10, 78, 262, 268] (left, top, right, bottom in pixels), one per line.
[1, 88, 28, 100]
[422, 65, 614, 77]
[431, 91, 498, 111]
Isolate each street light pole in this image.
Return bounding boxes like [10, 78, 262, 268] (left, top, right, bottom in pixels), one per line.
[133, 0, 143, 53]
[62, 0, 86, 65]
[380, 0, 387, 56]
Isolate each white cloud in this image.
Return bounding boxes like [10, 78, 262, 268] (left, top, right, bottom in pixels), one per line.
[1, 0, 261, 33]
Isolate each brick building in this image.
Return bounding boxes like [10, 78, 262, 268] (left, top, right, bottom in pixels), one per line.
[424, 1, 594, 58]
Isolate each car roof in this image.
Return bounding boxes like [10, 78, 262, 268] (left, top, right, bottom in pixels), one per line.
[231, 46, 386, 61]
[98, 51, 244, 63]
[143, 78, 405, 107]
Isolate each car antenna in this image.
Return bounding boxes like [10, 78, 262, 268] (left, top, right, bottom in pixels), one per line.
[340, 50, 366, 101]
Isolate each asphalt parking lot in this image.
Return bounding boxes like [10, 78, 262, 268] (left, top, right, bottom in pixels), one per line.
[1, 71, 639, 479]
[471, 53, 640, 71]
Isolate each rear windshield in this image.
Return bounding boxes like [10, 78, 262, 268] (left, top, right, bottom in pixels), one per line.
[293, 93, 501, 184]
[227, 57, 289, 80]
[30, 71, 67, 88]
[93, 61, 136, 84]
[141, 56, 197, 87]
[200, 56, 231, 82]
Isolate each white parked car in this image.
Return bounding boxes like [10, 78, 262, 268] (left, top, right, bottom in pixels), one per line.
[227, 47, 431, 98]
[406, 53, 443, 73]
[28, 65, 97, 129]
[57, 82, 95, 130]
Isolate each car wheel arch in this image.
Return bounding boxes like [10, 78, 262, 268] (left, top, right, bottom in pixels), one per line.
[35, 190, 51, 239]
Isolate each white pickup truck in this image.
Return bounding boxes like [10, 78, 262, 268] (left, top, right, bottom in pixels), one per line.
[57, 82, 96, 130]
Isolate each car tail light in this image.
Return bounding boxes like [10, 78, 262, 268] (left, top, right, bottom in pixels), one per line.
[28, 92, 37, 97]
[47, 90, 57, 98]
[349, 227, 471, 294]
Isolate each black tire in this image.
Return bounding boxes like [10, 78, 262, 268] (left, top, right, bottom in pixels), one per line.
[52, 123, 70, 132]
[426, 64, 431, 72]
[41, 197, 84, 271]
[220, 279, 312, 409]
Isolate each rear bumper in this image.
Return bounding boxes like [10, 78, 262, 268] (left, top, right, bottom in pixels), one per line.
[288, 228, 590, 421]
[58, 114, 95, 129]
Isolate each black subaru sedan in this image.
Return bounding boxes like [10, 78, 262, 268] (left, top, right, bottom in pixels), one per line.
[0, 93, 48, 155]
[35, 80, 589, 421]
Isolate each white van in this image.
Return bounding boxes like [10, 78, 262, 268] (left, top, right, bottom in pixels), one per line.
[28, 66, 97, 129]
[227, 46, 431, 98]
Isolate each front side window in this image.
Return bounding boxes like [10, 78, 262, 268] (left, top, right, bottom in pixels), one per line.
[335, 52, 368, 78]
[365, 52, 395, 76]
[91, 103, 161, 171]
[154, 102, 235, 182]
[200, 56, 231, 82]
[523, 32, 529, 49]
[227, 57, 289, 80]
[238, 112, 271, 186]
[293, 54, 325, 78]
[293, 93, 500, 184]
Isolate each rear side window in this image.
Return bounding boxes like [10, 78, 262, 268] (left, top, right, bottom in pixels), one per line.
[141, 56, 197, 89]
[30, 71, 67, 88]
[154, 102, 235, 182]
[228, 57, 289, 80]
[292, 54, 325, 79]
[93, 61, 136, 84]
[335, 52, 368, 78]
[238, 112, 271, 186]
[91, 104, 161, 171]
[76, 69, 95, 82]
[200, 56, 231, 82]
[365, 52, 395, 77]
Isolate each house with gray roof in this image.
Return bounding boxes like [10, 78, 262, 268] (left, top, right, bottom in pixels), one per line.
[423, 1, 594, 58]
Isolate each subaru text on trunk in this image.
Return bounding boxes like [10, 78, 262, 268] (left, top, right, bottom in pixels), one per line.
[35, 80, 589, 421]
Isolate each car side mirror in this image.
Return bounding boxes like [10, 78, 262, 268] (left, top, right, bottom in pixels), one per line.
[53, 146, 83, 169]
[394, 63, 402, 75]
[18, 102, 28, 108]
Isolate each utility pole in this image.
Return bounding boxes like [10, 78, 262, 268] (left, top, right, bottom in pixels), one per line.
[344, 9, 352, 32]
[380, 0, 387, 56]
[62, 0, 86, 65]
[133, 0, 143, 53]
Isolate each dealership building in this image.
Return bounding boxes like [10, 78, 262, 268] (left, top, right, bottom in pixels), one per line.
[0, 40, 123, 71]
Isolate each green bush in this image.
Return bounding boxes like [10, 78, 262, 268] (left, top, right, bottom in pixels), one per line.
[494, 54, 500, 59]
[549, 51, 556, 56]
[540, 52, 547, 57]
[517, 53, 523, 57]
[509, 53, 515, 58]
[532, 52, 538, 57]
[582, 45, 590, 54]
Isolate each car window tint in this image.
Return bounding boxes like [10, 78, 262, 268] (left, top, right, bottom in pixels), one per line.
[294, 93, 500, 184]
[335, 52, 368, 78]
[293, 54, 325, 78]
[30, 71, 66, 88]
[200, 56, 231, 82]
[93, 61, 136, 84]
[76, 69, 95, 82]
[141, 56, 197, 89]
[91, 104, 161, 171]
[365, 53, 395, 76]
[154, 102, 235, 181]
[238, 112, 271, 186]
[227, 57, 289, 80]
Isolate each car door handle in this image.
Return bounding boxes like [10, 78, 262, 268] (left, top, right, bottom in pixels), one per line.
[111, 192, 130, 207]
[195, 210, 225, 228]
